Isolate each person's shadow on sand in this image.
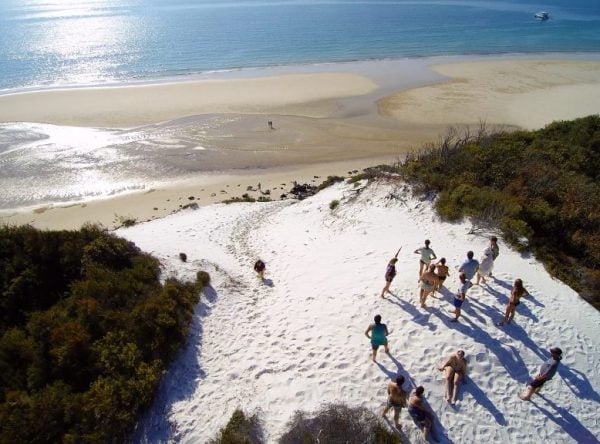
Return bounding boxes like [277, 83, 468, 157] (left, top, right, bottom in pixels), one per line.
[558, 366, 600, 403]
[457, 378, 507, 425]
[387, 293, 437, 332]
[532, 394, 598, 443]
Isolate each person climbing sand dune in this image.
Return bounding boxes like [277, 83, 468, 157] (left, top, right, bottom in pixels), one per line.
[253, 259, 266, 280]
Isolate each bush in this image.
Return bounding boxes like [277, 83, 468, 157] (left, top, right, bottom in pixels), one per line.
[329, 200, 340, 210]
[0, 226, 200, 442]
[279, 403, 400, 444]
[209, 409, 263, 444]
[196, 270, 211, 288]
[317, 175, 345, 191]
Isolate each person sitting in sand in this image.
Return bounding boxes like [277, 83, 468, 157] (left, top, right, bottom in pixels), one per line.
[253, 259, 266, 279]
[365, 314, 389, 362]
[414, 239, 437, 277]
[498, 278, 528, 326]
[382, 374, 407, 428]
[475, 248, 494, 285]
[458, 251, 479, 284]
[438, 350, 467, 404]
[418, 264, 439, 308]
[451, 273, 470, 322]
[520, 347, 563, 401]
[434, 258, 449, 291]
[408, 386, 437, 441]
[381, 257, 398, 299]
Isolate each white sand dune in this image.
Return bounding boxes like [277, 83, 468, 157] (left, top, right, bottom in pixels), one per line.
[120, 180, 600, 443]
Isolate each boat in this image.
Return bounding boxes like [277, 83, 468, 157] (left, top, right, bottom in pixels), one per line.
[534, 11, 549, 20]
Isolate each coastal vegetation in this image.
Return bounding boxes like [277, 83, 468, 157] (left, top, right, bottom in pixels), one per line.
[395, 115, 600, 309]
[0, 225, 201, 443]
[209, 409, 263, 444]
[279, 403, 400, 444]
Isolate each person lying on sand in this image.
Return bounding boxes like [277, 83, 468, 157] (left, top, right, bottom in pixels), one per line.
[365, 314, 390, 362]
[438, 350, 467, 404]
[520, 347, 563, 401]
[418, 264, 439, 307]
[414, 239, 436, 277]
[408, 386, 437, 441]
[381, 257, 398, 299]
[497, 278, 528, 326]
[382, 374, 407, 428]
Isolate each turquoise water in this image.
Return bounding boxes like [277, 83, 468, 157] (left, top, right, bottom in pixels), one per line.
[1, 0, 600, 92]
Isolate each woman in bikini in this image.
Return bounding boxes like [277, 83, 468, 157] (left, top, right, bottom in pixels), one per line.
[438, 350, 467, 404]
[434, 258, 449, 291]
[418, 264, 439, 308]
[498, 278, 528, 326]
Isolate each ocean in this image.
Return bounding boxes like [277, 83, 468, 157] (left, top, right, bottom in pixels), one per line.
[1, 0, 600, 211]
[1, 0, 600, 92]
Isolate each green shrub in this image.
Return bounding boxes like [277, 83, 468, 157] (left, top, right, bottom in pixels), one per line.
[209, 409, 263, 444]
[317, 175, 345, 191]
[329, 200, 340, 210]
[0, 226, 200, 442]
[196, 270, 211, 288]
[279, 403, 400, 444]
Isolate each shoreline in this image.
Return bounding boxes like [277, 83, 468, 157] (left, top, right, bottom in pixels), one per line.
[1, 51, 600, 97]
[1, 54, 600, 230]
[0, 157, 398, 231]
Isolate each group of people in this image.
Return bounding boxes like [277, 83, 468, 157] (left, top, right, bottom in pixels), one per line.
[368, 236, 564, 438]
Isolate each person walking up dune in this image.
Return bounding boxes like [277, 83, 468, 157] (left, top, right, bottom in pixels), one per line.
[382, 374, 407, 428]
[253, 259, 266, 280]
[365, 314, 390, 362]
[438, 350, 467, 404]
[520, 347, 563, 401]
[498, 279, 528, 326]
[414, 239, 436, 277]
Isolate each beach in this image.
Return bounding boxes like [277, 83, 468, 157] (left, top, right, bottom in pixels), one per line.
[1, 57, 600, 230]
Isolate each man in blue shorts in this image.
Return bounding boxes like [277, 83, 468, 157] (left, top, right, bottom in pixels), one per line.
[451, 272, 469, 322]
